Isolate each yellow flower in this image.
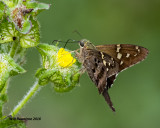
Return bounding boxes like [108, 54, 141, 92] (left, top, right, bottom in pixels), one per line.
[57, 48, 76, 68]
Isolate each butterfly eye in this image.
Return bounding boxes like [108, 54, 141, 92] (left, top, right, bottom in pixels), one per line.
[79, 41, 84, 47]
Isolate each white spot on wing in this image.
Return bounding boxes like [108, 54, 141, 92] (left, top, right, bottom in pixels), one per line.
[117, 53, 122, 59]
[100, 52, 104, 59]
[120, 61, 123, 65]
[126, 53, 130, 58]
[116, 44, 121, 52]
[103, 60, 106, 66]
[135, 46, 140, 53]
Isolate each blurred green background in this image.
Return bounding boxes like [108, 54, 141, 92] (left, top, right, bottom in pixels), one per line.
[4, 0, 160, 128]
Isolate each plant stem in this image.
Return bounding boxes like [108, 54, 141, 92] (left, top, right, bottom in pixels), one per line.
[1, 81, 7, 95]
[9, 41, 18, 58]
[0, 81, 8, 118]
[10, 81, 41, 117]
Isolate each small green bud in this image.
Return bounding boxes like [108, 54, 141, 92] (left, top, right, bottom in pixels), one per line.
[1, 0, 50, 34]
[0, 0, 49, 48]
[36, 44, 82, 92]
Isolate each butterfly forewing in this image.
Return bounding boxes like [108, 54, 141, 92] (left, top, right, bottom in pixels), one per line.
[96, 44, 149, 71]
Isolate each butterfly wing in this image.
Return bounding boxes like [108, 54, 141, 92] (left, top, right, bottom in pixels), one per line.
[96, 44, 149, 72]
[82, 49, 119, 111]
[78, 41, 148, 112]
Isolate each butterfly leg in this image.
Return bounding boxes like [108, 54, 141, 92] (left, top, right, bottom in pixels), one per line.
[71, 67, 86, 79]
[74, 49, 85, 63]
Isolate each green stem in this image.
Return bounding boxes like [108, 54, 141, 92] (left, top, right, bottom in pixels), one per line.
[10, 81, 41, 117]
[9, 41, 18, 58]
[1, 82, 7, 95]
[0, 82, 8, 118]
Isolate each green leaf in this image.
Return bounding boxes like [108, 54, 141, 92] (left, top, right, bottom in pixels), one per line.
[0, 1, 6, 22]
[0, 54, 26, 92]
[35, 68, 54, 85]
[20, 17, 40, 48]
[37, 44, 58, 68]
[2, 0, 16, 8]
[0, 18, 19, 44]
[0, 100, 3, 118]
[3, 54, 26, 75]
[26, 1, 50, 15]
[0, 43, 12, 54]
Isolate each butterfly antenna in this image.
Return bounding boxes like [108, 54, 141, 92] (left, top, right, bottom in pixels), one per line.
[52, 39, 79, 48]
[73, 30, 83, 38]
[63, 39, 76, 48]
[52, 40, 67, 47]
[52, 40, 62, 44]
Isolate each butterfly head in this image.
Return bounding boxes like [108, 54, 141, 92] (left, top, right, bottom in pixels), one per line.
[79, 39, 96, 50]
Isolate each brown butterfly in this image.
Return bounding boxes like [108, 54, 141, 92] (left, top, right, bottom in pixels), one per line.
[76, 39, 149, 112]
